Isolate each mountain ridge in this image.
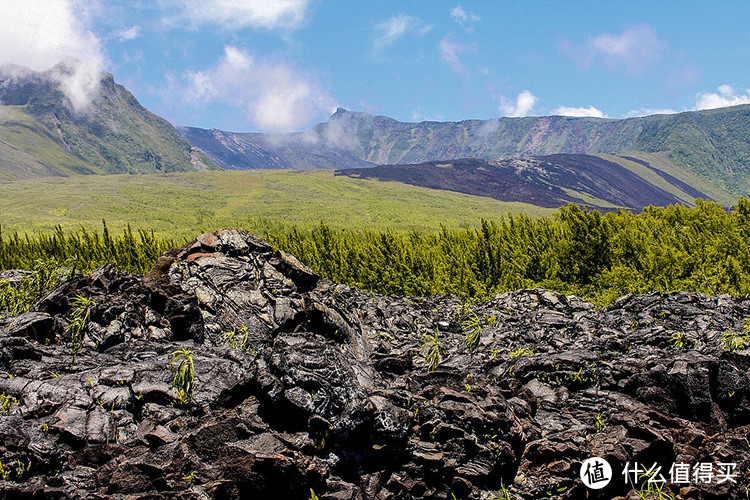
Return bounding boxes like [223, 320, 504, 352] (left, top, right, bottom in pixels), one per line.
[0, 66, 217, 181]
[178, 105, 750, 197]
[0, 68, 746, 211]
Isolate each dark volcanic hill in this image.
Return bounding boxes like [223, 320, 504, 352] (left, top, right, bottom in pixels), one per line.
[2, 229, 750, 498]
[0, 65, 216, 181]
[179, 106, 750, 196]
[337, 155, 711, 210]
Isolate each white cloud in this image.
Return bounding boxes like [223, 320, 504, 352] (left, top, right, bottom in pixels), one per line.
[169, 0, 309, 30]
[694, 84, 750, 110]
[564, 24, 666, 75]
[374, 14, 432, 53]
[113, 26, 142, 42]
[622, 87, 750, 117]
[624, 108, 677, 118]
[437, 34, 476, 77]
[551, 105, 606, 118]
[498, 90, 537, 117]
[0, 0, 106, 112]
[450, 5, 480, 31]
[183, 45, 337, 131]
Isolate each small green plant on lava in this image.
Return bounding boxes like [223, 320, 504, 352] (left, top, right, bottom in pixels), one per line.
[720, 319, 750, 351]
[67, 295, 97, 355]
[169, 347, 195, 404]
[420, 329, 442, 372]
[222, 325, 250, 351]
[462, 309, 482, 354]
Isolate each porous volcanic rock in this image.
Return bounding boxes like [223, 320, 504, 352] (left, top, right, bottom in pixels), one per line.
[1, 229, 750, 499]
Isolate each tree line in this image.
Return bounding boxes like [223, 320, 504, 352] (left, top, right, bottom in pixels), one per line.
[2, 199, 749, 306]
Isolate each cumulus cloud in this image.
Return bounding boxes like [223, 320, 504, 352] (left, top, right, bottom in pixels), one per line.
[563, 24, 667, 75]
[624, 108, 677, 118]
[551, 105, 606, 118]
[374, 14, 432, 53]
[498, 90, 537, 117]
[694, 84, 750, 110]
[437, 34, 476, 77]
[112, 26, 142, 42]
[168, 0, 309, 30]
[450, 5, 480, 31]
[0, 0, 106, 112]
[183, 46, 337, 131]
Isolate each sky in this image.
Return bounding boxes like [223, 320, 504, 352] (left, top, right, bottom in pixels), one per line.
[2, 0, 750, 132]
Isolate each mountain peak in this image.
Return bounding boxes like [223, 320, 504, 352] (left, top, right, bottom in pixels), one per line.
[0, 69, 210, 179]
[329, 107, 373, 120]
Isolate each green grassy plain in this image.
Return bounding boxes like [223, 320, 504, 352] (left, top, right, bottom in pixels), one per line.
[0, 170, 555, 239]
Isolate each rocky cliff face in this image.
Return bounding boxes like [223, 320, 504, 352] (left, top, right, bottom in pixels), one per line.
[1, 230, 750, 499]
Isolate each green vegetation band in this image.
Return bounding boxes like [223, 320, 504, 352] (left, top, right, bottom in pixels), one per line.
[2, 200, 750, 307]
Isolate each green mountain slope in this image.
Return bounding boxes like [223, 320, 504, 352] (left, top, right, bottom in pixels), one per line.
[179, 106, 750, 196]
[0, 66, 216, 180]
[0, 105, 96, 180]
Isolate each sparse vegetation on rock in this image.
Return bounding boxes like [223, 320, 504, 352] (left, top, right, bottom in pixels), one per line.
[169, 346, 195, 404]
[1, 229, 750, 498]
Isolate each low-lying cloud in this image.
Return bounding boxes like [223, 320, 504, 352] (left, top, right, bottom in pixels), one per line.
[184, 46, 337, 132]
[551, 105, 606, 118]
[0, 0, 106, 112]
[498, 90, 537, 117]
[694, 84, 750, 110]
[624, 108, 677, 118]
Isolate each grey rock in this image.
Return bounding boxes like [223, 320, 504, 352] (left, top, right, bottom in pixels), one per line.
[3, 311, 60, 344]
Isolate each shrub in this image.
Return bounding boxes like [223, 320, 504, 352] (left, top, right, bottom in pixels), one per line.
[0, 260, 71, 317]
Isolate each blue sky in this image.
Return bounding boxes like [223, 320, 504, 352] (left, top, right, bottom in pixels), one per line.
[3, 1, 750, 132]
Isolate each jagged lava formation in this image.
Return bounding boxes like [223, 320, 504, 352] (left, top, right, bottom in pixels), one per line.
[1, 230, 750, 499]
